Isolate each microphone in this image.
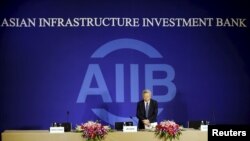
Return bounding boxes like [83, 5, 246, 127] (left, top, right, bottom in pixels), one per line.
[66, 111, 69, 122]
[62, 111, 72, 132]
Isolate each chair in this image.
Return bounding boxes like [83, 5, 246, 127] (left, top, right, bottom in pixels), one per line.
[115, 122, 123, 131]
[187, 120, 202, 129]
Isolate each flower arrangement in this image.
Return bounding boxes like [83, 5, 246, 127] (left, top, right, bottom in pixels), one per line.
[76, 121, 109, 141]
[155, 120, 182, 141]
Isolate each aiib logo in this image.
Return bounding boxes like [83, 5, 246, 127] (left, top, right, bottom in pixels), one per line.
[76, 38, 176, 125]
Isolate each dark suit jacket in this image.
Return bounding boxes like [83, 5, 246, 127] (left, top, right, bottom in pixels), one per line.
[136, 99, 158, 129]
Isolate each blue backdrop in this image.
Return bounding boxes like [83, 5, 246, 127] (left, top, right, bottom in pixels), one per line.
[0, 0, 249, 133]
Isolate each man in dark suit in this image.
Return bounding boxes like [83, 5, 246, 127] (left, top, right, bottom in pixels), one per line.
[136, 89, 158, 129]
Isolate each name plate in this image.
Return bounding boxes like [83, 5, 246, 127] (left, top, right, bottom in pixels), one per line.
[200, 125, 208, 131]
[50, 127, 65, 133]
[123, 126, 137, 132]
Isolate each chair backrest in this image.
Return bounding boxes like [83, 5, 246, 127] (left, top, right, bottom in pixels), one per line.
[61, 122, 72, 132]
[114, 122, 124, 131]
[126, 121, 133, 126]
[188, 121, 202, 129]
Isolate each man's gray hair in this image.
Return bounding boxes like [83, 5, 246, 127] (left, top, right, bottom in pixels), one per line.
[142, 89, 152, 95]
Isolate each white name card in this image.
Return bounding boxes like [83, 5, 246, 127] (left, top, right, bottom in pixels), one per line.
[200, 125, 208, 131]
[123, 126, 137, 132]
[50, 127, 64, 133]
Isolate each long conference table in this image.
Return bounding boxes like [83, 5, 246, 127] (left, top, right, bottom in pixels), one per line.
[1, 129, 207, 141]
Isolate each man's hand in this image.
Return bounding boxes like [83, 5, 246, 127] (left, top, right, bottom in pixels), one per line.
[142, 119, 150, 126]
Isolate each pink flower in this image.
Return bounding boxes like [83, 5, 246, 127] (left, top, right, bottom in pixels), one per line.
[155, 120, 182, 141]
[77, 121, 109, 141]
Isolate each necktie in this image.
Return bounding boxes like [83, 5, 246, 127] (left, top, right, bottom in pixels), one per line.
[146, 102, 149, 118]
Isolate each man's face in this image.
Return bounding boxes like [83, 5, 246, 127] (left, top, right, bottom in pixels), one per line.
[143, 92, 151, 102]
